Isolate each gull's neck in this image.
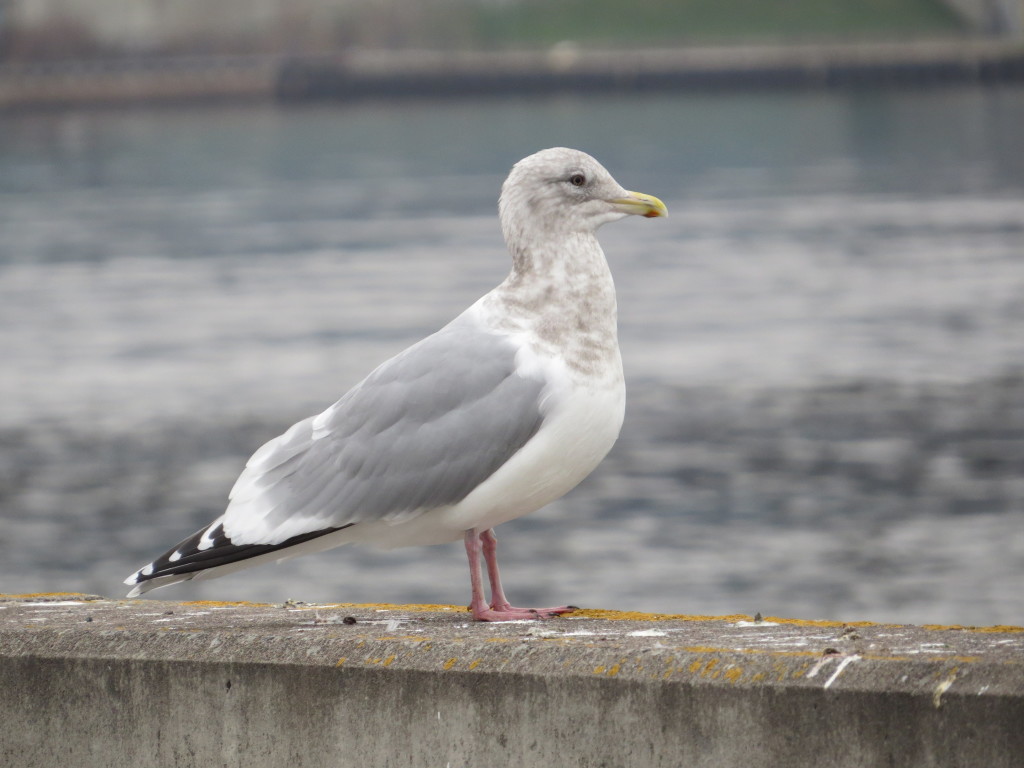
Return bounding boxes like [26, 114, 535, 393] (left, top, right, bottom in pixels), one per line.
[481, 229, 621, 378]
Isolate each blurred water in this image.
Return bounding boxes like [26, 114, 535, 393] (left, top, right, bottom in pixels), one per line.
[1, 89, 1023, 625]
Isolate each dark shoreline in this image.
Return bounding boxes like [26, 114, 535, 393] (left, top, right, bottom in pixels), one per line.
[2, 40, 1023, 110]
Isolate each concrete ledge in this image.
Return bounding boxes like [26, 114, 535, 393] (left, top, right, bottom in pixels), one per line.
[2, 593, 1022, 767]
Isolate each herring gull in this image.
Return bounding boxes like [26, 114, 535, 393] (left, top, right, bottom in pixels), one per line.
[124, 147, 667, 621]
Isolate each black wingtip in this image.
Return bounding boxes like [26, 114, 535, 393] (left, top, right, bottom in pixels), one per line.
[128, 521, 355, 590]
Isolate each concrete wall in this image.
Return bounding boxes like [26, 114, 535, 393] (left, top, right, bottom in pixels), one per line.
[2, 595, 1023, 767]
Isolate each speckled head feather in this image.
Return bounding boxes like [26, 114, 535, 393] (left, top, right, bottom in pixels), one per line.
[498, 148, 666, 275]
[500, 148, 631, 252]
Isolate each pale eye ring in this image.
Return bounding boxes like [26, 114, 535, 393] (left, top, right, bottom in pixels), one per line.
[568, 173, 586, 187]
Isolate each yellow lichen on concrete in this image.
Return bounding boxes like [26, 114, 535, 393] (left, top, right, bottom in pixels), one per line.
[292, 602, 468, 614]
[572, 609, 752, 623]
[923, 624, 1024, 633]
[1, 593, 102, 600]
[702, 659, 720, 678]
[791, 661, 812, 679]
[737, 648, 811, 658]
[933, 671, 958, 708]
[764, 617, 879, 629]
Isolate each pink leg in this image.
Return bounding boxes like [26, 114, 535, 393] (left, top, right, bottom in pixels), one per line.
[480, 529, 516, 611]
[464, 529, 577, 622]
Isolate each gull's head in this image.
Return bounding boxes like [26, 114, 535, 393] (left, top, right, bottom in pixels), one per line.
[499, 147, 667, 243]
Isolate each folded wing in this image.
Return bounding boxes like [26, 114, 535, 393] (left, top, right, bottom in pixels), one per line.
[125, 312, 548, 595]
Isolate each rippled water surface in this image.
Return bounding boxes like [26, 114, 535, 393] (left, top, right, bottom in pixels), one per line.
[1, 89, 1023, 624]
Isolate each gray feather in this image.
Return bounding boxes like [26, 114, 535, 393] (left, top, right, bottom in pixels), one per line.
[225, 313, 546, 542]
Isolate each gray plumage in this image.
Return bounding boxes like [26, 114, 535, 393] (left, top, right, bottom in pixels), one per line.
[229, 313, 545, 543]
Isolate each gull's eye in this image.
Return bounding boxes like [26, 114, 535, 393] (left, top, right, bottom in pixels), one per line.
[568, 173, 586, 187]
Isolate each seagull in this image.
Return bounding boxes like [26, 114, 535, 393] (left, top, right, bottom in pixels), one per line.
[124, 147, 667, 621]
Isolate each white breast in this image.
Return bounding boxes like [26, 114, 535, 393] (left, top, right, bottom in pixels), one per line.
[439, 340, 625, 534]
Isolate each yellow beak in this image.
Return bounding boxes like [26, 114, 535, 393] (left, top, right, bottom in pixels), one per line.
[610, 190, 668, 219]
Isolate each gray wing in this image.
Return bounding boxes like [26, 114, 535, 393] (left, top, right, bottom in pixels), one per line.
[223, 312, 546, 545]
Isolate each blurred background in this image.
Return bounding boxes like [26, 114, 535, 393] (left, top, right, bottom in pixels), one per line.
[1, 0, 1023, 626]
